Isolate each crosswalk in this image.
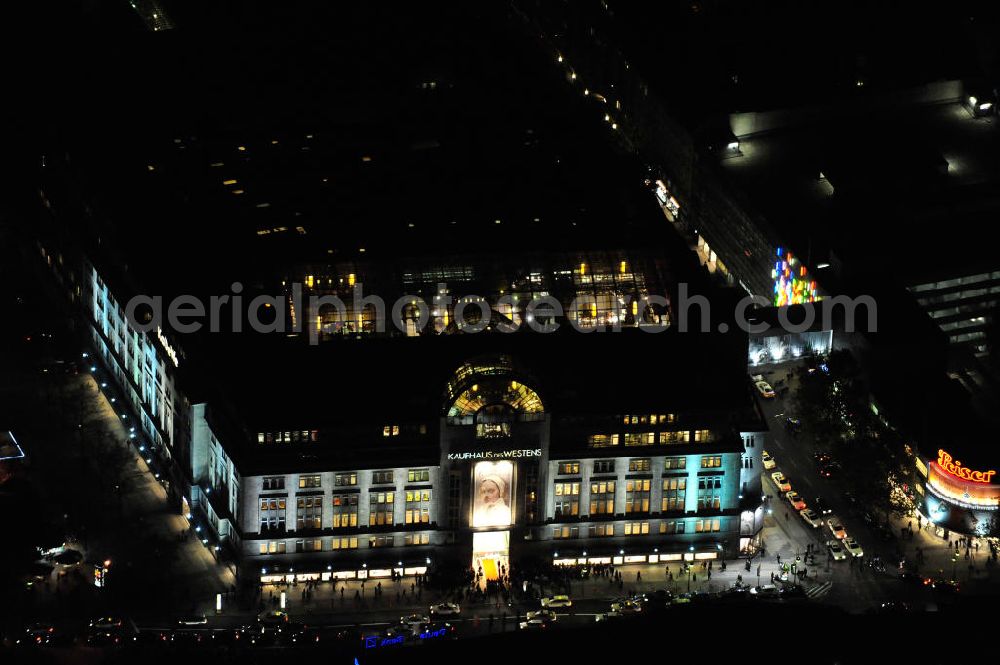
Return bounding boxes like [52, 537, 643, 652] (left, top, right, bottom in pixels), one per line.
[805, 581, 833, 599]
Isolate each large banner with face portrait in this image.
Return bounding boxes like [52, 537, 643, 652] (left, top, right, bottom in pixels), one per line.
[472, 460, 513, 528]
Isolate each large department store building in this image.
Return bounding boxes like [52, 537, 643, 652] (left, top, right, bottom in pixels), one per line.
[24, 2, 768, 585]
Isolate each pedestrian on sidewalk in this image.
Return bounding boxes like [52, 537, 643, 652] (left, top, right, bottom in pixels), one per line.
[636, 571, 641, 582]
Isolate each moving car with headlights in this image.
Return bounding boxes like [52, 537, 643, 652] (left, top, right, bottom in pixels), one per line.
[785, 491, 806, 510]
[749, 584, 779, 598]
[526, 608, 558, 622]
[799, 508, 821, 528]
[610, 598, 642, 614]
[540, 594, 572, 608]
[429, 602, 460, 617]
[843, 536, 863, 558]
[827, 540, 847, 561]
[399, 614, 430, 630]
[520, 615, 555, 630]
[19, 624, 57, 646]
[771, 472, 791, 492]
[827, 517, 846, 539]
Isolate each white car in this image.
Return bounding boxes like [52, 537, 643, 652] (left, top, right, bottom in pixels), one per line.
[762, 450, 776, 470]
[429, 602, 461, 616]
[827, 539, 847, 561]
[525, 608, 558, 622]
[799, 508, 821, 528]
[843, 536, 864, 558]
[771, 472, 791, 493]
[749, 584, 779, 598]
[520, 615, 554, 630]
[827, 517, 846, 540]
[540, 595, 572, 608]
[399, 614, 430, 629]
[755, 380, 776, 398]
[785, 491, 806, 511]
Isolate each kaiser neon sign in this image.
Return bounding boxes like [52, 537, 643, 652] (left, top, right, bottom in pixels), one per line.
[937, 449, 996, 484]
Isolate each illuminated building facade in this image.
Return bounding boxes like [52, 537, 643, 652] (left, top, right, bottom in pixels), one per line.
[773, 248, 820, 307]
[916, 448, 1000, 536]
[191, 334, 768, 584]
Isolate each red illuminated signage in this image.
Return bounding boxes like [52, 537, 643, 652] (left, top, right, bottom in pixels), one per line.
[937, 449, 996, 484]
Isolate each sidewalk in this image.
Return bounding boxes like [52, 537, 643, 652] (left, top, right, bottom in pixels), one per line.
[12, 370, 234, 618]
[224, 550, 813, 624]
[889, 512, 1000, 584]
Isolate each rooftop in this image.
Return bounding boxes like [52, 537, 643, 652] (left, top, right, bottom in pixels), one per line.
[38, 2, 688, 302]
[718, 97, 1000, 287]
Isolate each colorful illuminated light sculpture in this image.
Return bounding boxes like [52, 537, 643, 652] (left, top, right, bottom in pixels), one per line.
[773, 247, 820, 307]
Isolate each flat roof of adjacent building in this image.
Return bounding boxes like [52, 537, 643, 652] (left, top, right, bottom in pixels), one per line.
[717, 97, 1000, 287]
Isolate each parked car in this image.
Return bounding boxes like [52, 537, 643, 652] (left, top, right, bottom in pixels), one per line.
[771, 472, 791, 493]
[827, 517, 846, 539]
[785, 491, 806, 511]
[762, 450, 776, 470]
[754, 379, 776, 399]
[799, 508, 821, 528]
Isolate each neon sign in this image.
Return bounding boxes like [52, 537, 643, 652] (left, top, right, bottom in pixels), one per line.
[937, 450, 996, 484]
[365, 635, 406, 649]
[156, 327, 180, 368]
[447, 449, 540, 460]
